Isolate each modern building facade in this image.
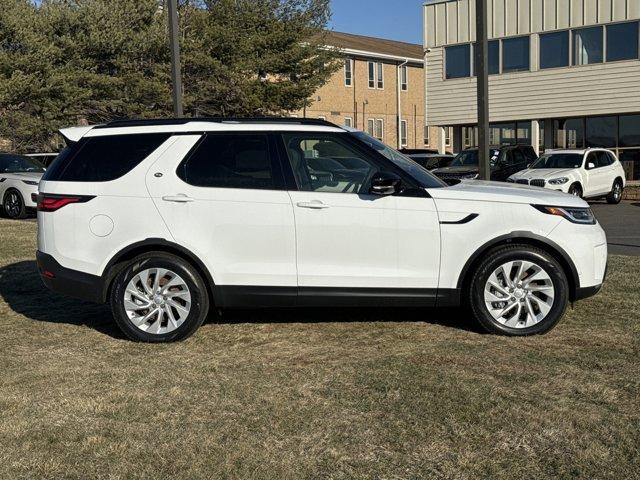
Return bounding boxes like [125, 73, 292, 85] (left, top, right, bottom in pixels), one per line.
[424, 0, 640, 179]
[294, 31, 443, 150]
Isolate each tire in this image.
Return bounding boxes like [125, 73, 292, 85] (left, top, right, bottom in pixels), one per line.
[567, 183, 582, 198]
[3, 189, 27, 219]
[110, 252, 210, 342]
[606, 179, 623, 204]
[469, 245, 569, 336]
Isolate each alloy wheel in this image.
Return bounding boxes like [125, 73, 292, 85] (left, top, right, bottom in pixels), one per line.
[613, 183, 622, 201]
[484, 260, 555, 328]
[5, 192, 22, 218]
[124, 268, 192, 335]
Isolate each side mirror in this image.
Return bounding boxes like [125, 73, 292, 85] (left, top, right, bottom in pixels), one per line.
[370, 171, 401, 196]
[587, 162, 596, 170]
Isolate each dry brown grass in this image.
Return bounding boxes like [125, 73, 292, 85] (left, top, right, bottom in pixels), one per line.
[0, 218, 638, 479]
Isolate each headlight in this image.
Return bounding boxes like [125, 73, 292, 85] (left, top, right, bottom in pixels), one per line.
[22, 180, 39, 186]
[532, 205, 596, 225]
[548, 177, 569, 185]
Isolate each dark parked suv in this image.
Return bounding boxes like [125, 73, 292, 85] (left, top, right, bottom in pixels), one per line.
[431, 145, 537, 182]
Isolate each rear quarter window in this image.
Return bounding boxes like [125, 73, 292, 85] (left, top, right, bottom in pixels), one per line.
[43, 133, 171, 182]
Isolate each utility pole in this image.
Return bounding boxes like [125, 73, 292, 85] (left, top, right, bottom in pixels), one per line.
[167, 0, 184, 117]
[476, 0, 490, 180]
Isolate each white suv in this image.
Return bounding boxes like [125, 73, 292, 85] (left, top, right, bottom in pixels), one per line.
[507, 148, 626, 203]
[36, 119, 608, 342]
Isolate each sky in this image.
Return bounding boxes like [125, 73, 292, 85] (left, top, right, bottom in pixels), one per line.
[328, 0, 423, 45]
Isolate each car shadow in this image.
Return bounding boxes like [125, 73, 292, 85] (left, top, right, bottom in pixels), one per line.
[0, 261, 482, 339]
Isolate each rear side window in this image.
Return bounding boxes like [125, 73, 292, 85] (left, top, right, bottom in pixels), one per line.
[43, 134, 170, 182]
[177, 134, 277, 190]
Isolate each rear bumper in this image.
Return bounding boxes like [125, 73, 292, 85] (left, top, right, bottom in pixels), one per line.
[36, 251, 104, 304]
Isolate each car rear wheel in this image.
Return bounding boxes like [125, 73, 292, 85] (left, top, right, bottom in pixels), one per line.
[3, 189, 27, 219]
[606, 179, 623, 204]
[568, 183, 582, 198]
[469, 245, 569, 336]
[110, 253, 210, 342]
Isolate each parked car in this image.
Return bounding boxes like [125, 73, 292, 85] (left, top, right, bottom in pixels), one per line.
[407, 153, 456, 171]
[0, 153, 45, 219]
[25, 153, 59, 169]
[507, 148, 626, 203]
[37, 119, 606, 342]
[432, 145, 538, 182]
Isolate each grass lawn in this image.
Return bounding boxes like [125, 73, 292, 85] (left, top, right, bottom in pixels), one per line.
[0, 218, 638, 479]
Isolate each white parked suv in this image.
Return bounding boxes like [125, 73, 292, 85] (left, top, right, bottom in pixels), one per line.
[507, 148, 626, 203]
[1, 153, 46, 219]
[37, 119, 608, 342]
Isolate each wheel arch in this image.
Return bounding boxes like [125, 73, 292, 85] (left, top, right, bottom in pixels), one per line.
[456, 232, 580, 302]
[100, 239, 218, 305]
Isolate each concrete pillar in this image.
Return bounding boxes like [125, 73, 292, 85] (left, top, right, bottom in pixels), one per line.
[531, 120, 540, 156]
[437, 127, 447, 154]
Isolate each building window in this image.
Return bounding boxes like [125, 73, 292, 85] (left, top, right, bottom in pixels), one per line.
[344, 117, 353, 128]
[445, 127, 451, 146]
[344, 59, 353, 86]
[539, 120, 545, 151]
[606, 21, 639, 62]
[368, 61, 375, 88]
[516, 121, 531, 145]
[400, 120, 408, 146]
[573, 26, 603, 65]
[586, 116, 617, 148]
[424, 126, 430, 145]
[401, 65, 408, 91]
[377, 62, 384, 89]
[502, 36, 530, 73]
[488, 40, 500, 74]
[445, 44, 471, 79]
[554, 118, 585, 149]
[540, 31, 569, 69]
[367, 119, 375, 136]
[375, 119, 384, 141]
[619, 114, 640, 147]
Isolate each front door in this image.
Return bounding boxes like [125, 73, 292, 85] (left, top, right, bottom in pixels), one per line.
[146, 133, 297, 291]
[279, 132, 441, 292]
[583, 151, 611, 196]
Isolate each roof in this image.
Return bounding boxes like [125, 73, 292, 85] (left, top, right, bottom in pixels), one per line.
[323, 31, 424, 62]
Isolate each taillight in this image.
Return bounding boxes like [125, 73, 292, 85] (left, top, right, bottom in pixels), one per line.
[37, 194, 95, 212]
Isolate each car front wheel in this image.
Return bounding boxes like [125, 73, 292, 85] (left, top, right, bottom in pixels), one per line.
[568, 183, 582, 198]
[469, 245, 569, 336]
[110, 252, 210, 342]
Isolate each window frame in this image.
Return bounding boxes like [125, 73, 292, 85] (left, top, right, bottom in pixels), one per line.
[377, 62, 384, 89]
[424, 125, 430, 146]
[444, 43, 472, 79]
[400, 120, 408, 147]
[367, 118, 375, 136]
[605, 20, 640, 63]
[572, 25, 604, 66]
[375, 119, 384, 141]
[401, 65, 408, 91]
[539, 30, 570, 70]
[445, 127, 451, 146]
[368, 61, 375, 89]
[501, 35, 530, 73]
[344, 58, 353, 87]
[344, 117, 353, 128]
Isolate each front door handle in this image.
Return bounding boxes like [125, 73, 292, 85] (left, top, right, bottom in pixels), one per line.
[162, 194, 194, 203]
[296, 200, 330, 210]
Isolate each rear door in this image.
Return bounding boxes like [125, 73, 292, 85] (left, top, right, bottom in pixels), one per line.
[146, 133, 297, 290]
[279, 131, 441, 293]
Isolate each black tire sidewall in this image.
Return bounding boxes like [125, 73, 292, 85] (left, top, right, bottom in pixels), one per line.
[3, 189, 26, 219]
[110, 254, 209, 342]
[470, 247, 569, 336]
[607, 180, 623, 204]
[568, 184, 582, 198]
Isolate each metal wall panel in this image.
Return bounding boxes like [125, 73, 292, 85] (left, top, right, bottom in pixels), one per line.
[599, 0, 612, 23]
[584, 0, 598, 24]
[435, 3, 447, 46]
[631, 0, 640, 18]
[544, 0, 557, 30]
[531, 0, 544, 31]
[447, 0, 459, 44]
[494, 0, 506, 37]
[612, 0, 627, 21]
[505, 0, 519, 35]
[518, 0, 532, 33]
[458, 0, 470, 42]
[557, 0, 570, 28]
[571, 0, 585, 26]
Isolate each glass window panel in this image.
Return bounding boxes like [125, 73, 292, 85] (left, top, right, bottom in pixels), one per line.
[377, 63, 384, 88]
[491, 122, 517, 145]
[540, 31, 569, 69]
[539, 120, 545, 151]
[586, 116, 617, 148]
[344, 59, 352, 86]
[619, 149, 640, 180]
[445, 44, 471, 79]
[607, 22, 639, 62]
[619, 114, 640, 147]
[554, 118, 585, 149]
[573, 26, 603, 65]
[516, 121, 531, 145]
[502, 36, 530, 72]
[368, 62, 375, 88]
[489, 40, 500, 74]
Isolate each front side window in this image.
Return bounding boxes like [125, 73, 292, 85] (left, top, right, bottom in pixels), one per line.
[43, 133, 170, 182]
[540, 31, 569, 69]
[0, 154, 45, 174]
[573, 26, 603, 65]
[502, 36, 530, 73]
[585, 152, 600, 169]
[607, 21, 639, 62]
[178, 134, 276, 190]
[344, 59, 353, 86]
[445, 44, 471, 79]
[281, 133, 378, 194]
[531, 153, 583, 169]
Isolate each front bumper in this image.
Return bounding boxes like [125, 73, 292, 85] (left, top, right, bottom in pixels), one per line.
[36, 251, 104, 304]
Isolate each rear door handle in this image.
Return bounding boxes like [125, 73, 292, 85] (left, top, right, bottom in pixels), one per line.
[162, 194, 194, 203]
[296, 200, 330, 210]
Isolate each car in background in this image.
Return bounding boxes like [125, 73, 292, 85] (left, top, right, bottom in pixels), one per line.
[25, 153, 58, 169]
[0, 153, 46, 219]
[431, 145, 537, 183]
[406, 152, 456, 171]
[399, 148, 440, 156]
[507, 148, 626, 203]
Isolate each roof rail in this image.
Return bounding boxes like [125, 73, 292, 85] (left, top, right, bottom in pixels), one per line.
[94, 117, 339, 129]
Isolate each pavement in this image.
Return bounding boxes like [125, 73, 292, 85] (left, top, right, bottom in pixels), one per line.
[590, 201, 640, 256]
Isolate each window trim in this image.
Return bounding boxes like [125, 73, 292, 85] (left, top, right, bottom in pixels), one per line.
[377, 62, 384, 89]
[367, 118, 375, 136]
[500, 34, 531, 73]
[344, 58, 353, 87]
[605, 20, 640, 64]
[375, 119, 384, 141]
[539, 29, 571, 70]
[344, 117, 353, 128]
[572, 25, 604, 66]
[368, 61, 375, 89]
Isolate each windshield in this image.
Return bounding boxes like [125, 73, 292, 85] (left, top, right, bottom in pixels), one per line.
[451, 149, 500, 167]
[350, 131, 445, 188]
[0, 154, 46, 174]
[530, 153, 583, 169]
